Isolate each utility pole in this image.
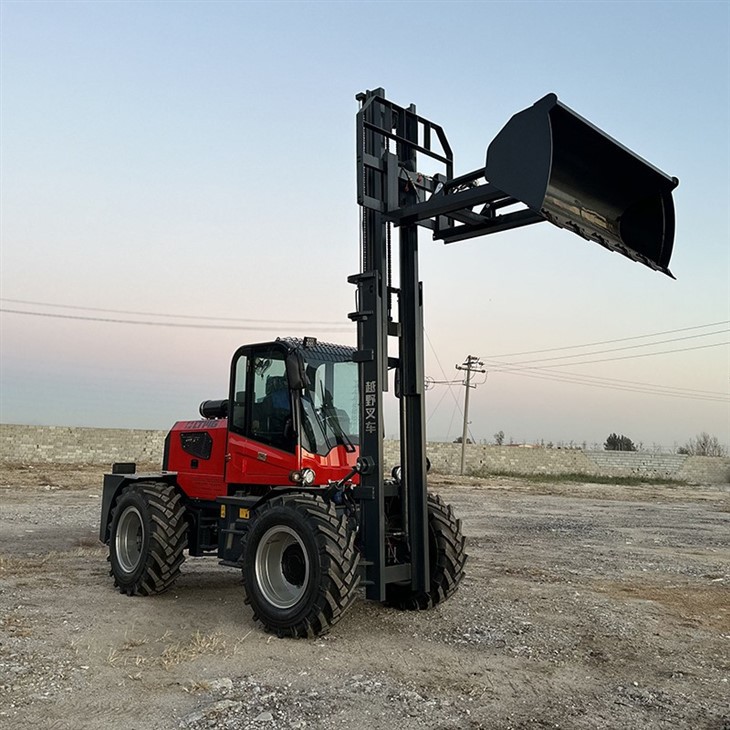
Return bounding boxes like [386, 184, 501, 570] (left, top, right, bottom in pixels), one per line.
[455, 355, 486, 475]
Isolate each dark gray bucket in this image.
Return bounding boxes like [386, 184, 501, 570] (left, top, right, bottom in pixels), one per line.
[485, 94, 678, 276]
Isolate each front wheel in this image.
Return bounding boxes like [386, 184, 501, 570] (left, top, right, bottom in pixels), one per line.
[386, 492, 467, 610]
[242, 493, 360, 638]
[108, 482, 188, 596]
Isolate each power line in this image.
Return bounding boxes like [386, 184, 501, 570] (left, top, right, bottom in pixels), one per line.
[0, 308, 353, 333]
[483, 363, 730, 400]
[486, 329, 728, 368]
[423, 327, 728, 420]
[485, 341, 729, 371]
[0, 298, 349, 327]
[487, 366, 729, 403]
[495, 366, 728, 398]
[486, 320, 730, 359]
[425, 382, 452, 424]
[491, 371, 730, 403]
[424, 332, 729, 435]
[427, 349, 728, 401]
[425, 331, 465, 417]
[439, 358, 729, 402]
[425, 331, 478, 443]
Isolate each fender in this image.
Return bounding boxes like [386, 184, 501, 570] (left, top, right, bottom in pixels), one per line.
[99, 469, 179, 543]
[217, 487, 340, 565]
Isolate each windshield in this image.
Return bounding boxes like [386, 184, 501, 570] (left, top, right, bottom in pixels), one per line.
[300, 356, 359, 456]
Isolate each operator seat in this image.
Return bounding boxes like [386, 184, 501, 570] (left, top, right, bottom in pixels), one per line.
[254, 376, 293, 450]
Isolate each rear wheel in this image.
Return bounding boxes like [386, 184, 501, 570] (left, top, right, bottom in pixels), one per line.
[108, 482, 188, 595]
[242, 493, 360, 638]
[386, 492, 467, 610]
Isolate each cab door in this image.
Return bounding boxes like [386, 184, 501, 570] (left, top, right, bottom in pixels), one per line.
[225, 344, 298, 486]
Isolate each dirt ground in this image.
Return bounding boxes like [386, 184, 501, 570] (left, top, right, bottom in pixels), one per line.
[0, 464, 728, 730]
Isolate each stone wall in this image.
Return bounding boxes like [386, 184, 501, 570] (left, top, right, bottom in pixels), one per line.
[1, 424, 728, 484]
[0, 424, 166, 466]
[385, 440, 730, 483]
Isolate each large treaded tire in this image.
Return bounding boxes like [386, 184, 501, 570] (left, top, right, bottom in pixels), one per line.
[242, 493, 360, 638]
[108, 482, 188, 596]
[385, 492, 467, 610]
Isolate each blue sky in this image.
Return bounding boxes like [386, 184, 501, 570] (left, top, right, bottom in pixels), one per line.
[1, 0, 728, 450]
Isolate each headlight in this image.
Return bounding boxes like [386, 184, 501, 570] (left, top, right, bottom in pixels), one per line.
[289, 468, 316, 486]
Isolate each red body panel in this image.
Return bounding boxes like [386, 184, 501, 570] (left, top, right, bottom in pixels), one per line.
[225, 430, 295, 485]
[300, 444, 360, 476]
[166, 419, 359, 500]
[166, 420, 228, 500]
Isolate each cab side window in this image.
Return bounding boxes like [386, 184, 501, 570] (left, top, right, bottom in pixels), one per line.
[250, 353, 294, 452]
[230, 354, 248, 433]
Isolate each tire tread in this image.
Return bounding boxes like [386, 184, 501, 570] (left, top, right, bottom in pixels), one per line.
[109, 482, 187, 596]
[242, 493, 360, 638]
[385, 491, 467, 611]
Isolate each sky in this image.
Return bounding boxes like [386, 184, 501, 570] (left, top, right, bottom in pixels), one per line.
[1, 0, 728, 452]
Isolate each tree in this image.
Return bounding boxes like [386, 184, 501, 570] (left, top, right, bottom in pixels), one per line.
[493, 430, 505, 446]
[677, 432, 727, 457]
[604, 433, 637, 451]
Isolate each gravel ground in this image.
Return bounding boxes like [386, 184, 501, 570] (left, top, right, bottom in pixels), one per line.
[0, 464, 728, 730]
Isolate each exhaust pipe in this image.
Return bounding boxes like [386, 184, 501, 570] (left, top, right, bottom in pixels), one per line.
[199, 399, 228, 419]
[485, 93, 678, 276]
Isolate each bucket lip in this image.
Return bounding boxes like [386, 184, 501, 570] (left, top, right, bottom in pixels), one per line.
[532, 92, 679, 190]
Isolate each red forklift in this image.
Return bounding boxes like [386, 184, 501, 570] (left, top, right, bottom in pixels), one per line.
[100, 89, 678, 637]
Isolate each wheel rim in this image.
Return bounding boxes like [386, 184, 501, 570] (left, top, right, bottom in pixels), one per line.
[116, 506, 144, 574]
[255, 526, 310, 609]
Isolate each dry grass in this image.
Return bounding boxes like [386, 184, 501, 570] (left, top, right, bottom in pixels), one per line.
[0, 463, 161, 491]
[0, 464, 100, 490]
[104, 630, 236, 670]
[0, 552, 56, 575]
[0, 544, 104, 578]
[467, 469, 687, 487]
[160, 631, 228, 668]
[1, 612, 33, 638]
[596, 580, 730, 631]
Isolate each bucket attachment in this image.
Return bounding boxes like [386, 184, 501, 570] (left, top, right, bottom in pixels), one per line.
[485, 94, 678, 276]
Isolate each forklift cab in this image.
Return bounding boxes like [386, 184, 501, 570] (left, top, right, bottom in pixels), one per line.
[225, 339, 359, 486]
